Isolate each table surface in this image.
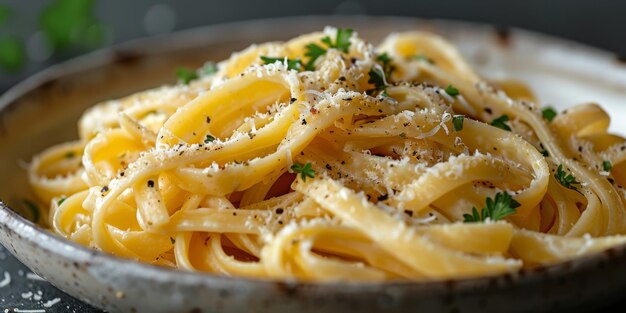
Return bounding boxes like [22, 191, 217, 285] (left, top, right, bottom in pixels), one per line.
[0, 244, 100, 312]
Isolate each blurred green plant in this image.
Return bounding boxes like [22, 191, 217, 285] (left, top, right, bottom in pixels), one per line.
[40, 0, 106, 50]
[0, 5, 11, 24]
[0, 38, 25, 72]
[0, 0, 106, 73]
[0, 4, 25, 72]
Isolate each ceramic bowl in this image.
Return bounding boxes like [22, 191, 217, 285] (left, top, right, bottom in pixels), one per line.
[1, 16, 626, 313]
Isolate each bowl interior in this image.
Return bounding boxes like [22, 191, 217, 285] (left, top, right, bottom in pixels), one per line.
[1, 15, 625, 229]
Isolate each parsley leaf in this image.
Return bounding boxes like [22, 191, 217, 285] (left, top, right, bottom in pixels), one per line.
[260, 56, 302, 71]
[303, 43, 326, 71]
[291, 162, 316, 182]
[176, 67, 198, 85]
[555, 164, 580, 191]
[377, 53, 395, 78]
[57, 197, 66, 206]
[367, 67, 387, 95]
[322, 28, 353, 53]
[413, 54, 434, 64]
[444, 85, 460, 97]
[204, 134, 215, 144]
[541, 106, 557, 122]
[199, 61, 217, 76]
[463, 192, 520, 223]
[452, 115, 464, 131]
[23, 199, 40, 223]
[603, 160, 613, 172]
[302, 28, 353, 71]
[490, 115, 512, 131]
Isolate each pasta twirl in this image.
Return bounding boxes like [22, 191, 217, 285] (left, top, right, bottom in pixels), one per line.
[28, 27, 626, 282]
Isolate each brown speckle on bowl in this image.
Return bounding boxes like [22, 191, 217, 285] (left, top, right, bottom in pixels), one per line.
[494, 26, 512, 48]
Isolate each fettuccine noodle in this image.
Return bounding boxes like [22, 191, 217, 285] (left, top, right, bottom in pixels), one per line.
[27, 27, 626, 281]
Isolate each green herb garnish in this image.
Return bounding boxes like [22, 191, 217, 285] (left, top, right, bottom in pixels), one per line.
[302, 28, 353, 71]
[555, 164, 580, 191]
[303, 43, 326, 71]
[321, 28, 353, 53]
[170, 237, 176, 244]
[23, 199, 40, 223]
[260, 56, 302, 71]
[540, 149, 549, 157]
[413, 54, 434, 64]
[463, 192, 520, 223]
[541, 106, 557, 122]
[444, 85, 460, 97]
[57, 197, 66, 206]
[204, 134, 215, 144]
[603, 160, 613, 172]
[367, 67, 387, 95]
[377, 52, 395, 78]
[291, 162, 315, 182]
[453, 115, 464, 131]
[199, 61, 217, 76]
[490, 115, 512, 131]
[176, 67, 198, 85]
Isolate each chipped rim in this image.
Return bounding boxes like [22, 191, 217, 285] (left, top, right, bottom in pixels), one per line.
[1, 15, 625, 296]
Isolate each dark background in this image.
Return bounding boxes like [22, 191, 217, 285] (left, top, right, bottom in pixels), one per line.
[2, 0, 626, 92]
[0, 0, 625, 312]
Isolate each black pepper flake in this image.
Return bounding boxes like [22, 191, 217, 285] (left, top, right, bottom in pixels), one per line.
[120, 172, 125, 177]
[578, 146, 583, 153]
[338, 76, 346, 81]
[325, 164, 332, 171]
[275, 208, 284, 214]
[278, 221, 283, 225]
[147, 180, 154, 188]
[101, 186, 109, 193]
[206, 116, 211, 123]
[484, 108, 493, 114]
[302, 119, 307, 125]
[608, 178, 615, 184]
[290, 97, 296, 103]
[404, 210, 413, 217]
[377, 194, 388, 201]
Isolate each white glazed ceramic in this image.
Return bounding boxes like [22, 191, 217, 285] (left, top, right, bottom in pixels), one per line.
[1, 16, 625, 313]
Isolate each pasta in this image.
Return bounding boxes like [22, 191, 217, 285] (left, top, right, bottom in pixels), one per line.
[27, 27, 626, 282]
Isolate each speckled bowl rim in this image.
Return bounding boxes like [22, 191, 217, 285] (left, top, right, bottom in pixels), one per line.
[1, 15, 626, 296]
